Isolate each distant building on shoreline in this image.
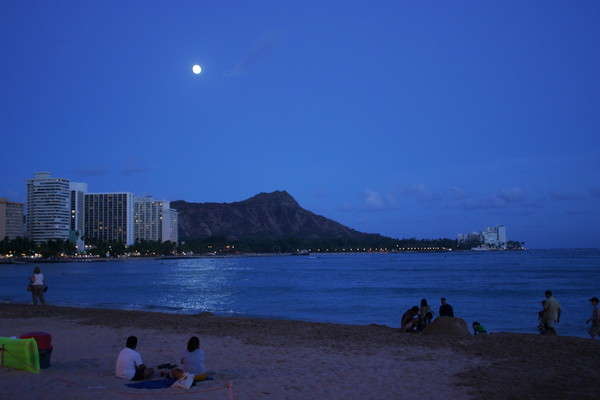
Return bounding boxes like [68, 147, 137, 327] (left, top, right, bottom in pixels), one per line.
[69, 182, 88, 251]
[26, 172, 71, 242]
[0, 198, 25, 240]
[84, 192, 135, 246]
[134, 196, 178, 243]
[458, 225, 507, 250]
[15, 171, 179, 249]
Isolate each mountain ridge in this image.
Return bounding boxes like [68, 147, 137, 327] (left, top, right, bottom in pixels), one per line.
[171, 191, 391, 242]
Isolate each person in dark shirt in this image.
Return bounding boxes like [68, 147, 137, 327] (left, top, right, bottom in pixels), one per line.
[400, 306, 420, 332]
[439, 297, 454, 317]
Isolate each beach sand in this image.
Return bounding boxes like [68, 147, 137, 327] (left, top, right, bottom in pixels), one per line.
[1, 304, 599, 400]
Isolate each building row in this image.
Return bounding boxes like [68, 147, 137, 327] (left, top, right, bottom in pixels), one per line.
[1, 172, 178, 248]
[457, 225, 507, 249]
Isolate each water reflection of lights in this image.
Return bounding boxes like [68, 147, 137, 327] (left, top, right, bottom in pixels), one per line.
[152, 258, 245, 312]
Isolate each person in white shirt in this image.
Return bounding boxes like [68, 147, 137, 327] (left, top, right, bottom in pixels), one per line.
[181, 336, 205, 376]
[29, 266, 46, 305]
[115, 336, 154, 381]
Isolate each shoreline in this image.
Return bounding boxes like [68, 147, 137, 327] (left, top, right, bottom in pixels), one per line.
[1, 303, 599, 399]
[0, 249, 530, 265]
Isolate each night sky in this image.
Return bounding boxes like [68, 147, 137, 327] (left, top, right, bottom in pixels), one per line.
[2, 1, 599, 248]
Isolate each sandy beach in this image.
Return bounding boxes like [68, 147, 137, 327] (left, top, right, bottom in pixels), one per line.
[0, 304, 599, 400]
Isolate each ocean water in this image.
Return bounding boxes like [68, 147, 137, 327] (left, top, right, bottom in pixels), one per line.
[1, 249, 599, 338]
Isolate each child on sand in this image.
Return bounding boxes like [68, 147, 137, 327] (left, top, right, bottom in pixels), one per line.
[472, 321, 487, 335]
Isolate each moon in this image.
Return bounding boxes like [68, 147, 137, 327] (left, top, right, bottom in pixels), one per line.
[192, 64, 202, 74]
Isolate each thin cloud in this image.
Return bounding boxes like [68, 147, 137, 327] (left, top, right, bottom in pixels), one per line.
[549, 191, 585, 201]
[457, 187, 542, 211]
[448, 186, 467, 200]
[73, 168, 110, 177]
[364, 189, 385, 209]
[398, 184, 440, 202]
[497, 187, 526, 203]
[226, 32, 279, 77]
[121, 168, 150, 176]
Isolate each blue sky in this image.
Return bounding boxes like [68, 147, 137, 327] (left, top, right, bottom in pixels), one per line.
[1, 1, 599, 248]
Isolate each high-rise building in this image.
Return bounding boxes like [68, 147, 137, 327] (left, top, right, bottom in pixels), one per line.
[134, 196, 178, 243]
[497, 225, 507, 246]
[161, 207, 178, 243]
[0, 198, 25, 239]
[26, 172, 71, 242]
[84, 193, 134, 246]
[482, 225, 507, 249]
[69, 182, 87, 239]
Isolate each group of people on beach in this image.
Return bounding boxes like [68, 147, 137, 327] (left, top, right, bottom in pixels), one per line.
[399, 290, 600, 339]
[115, 335, 211, 389]
[400, 297, 455, 332]
[25, 267, 600, 339]
[537, 290, 600, 339]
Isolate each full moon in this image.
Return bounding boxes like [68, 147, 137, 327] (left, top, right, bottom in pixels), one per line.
[192, 64, 202, 74]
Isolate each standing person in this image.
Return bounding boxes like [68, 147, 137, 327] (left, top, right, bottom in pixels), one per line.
[586, 297, 599, 339]
[29, 266, 45, 305]
[418, 299, 433, 330]
[439, 297, 454, 317]
[542, 290, 561, 335]
[115, 336, 154, 381]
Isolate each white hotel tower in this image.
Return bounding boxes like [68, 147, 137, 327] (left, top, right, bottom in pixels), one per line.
[26, 172, 72, 242]
[134, 196, 178, 243]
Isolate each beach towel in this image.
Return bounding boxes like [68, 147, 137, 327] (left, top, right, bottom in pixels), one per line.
[0, 337, 40, 373]
[125, 378, 176, 389]
[125, 376, 214, 390]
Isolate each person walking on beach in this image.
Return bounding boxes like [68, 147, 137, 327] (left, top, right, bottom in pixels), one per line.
[586, 297, 599, 339]
[439, 297, 454, 317]
[115, 336, 154, 381]
[541, 290, 561, 335]
[29, 266, 45, 305]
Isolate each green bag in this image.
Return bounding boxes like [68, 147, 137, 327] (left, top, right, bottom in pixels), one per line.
[0, 337, 40, 373]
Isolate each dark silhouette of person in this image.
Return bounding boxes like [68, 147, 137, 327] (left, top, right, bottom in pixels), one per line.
[439, 297, 454, 317]
[418, 298, 434, 330]
[401, 306, 420, 332]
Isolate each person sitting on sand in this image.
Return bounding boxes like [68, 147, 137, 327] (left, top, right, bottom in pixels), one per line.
[115, 336, 154, 381]
[541, 290, 561, 335]
[181, 336, 211, 380]
[439, 297, 454, 318]
[401, 306, 420, 332]
[586, 297, 599, 339]
[417, 298, 434, 331]
[472, 321, 487, 335]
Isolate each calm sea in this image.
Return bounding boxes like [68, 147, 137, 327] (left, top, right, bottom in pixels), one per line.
[1, 249, 599, 337]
